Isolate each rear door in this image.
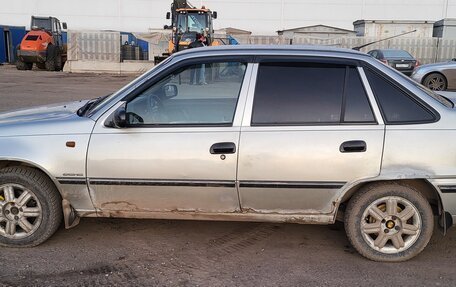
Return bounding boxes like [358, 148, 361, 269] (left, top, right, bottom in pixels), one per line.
[237, 59, 385, 215]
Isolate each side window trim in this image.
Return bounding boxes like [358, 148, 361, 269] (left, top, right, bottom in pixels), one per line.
[241, 63, 259, 127]
[357, 67, 385, 126]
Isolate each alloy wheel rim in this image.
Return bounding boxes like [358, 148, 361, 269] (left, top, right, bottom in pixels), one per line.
[0, 184, 42, 239]
[360, 196, 422, 254]
[429, 77, 445, 91]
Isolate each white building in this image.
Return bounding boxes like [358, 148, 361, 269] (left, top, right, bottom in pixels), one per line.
[353, 20, 435, 38]
[1, 0, 455, 35]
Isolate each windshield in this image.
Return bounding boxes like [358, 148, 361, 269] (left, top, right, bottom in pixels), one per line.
[177, 13, 208, 33]
[382, 50, 413, 59]
[31, 18, 52, 31]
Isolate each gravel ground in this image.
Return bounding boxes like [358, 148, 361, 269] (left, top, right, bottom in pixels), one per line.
[0, 65, 455, 287]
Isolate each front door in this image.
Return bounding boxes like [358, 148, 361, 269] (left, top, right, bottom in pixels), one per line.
[87, 60, 251, 214]
[238, 61, 385, 215]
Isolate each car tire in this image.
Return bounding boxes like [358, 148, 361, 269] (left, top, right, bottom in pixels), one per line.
[423, 73, 447, 91]
[0, 167, 62, 247]
[45, 45, 56, 71]
[16, 60, 33, 71]
[344, 182, 433, 262]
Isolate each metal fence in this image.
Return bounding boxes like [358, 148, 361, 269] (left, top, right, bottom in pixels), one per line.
[67, 30, 456, 65]
[67, 30, 121, 62]
[238, 35, 455, 64]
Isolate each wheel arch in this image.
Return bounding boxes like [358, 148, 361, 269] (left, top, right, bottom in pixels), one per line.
[0, 159, 63, 198]
[0, 158, 82, 228]
[337, 179, 444, 221]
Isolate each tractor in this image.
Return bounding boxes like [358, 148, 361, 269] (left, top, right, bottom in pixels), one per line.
[155, 0, 218, 64]
[16, 16, 67, 71]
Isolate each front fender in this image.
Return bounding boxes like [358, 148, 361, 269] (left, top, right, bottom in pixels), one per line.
[0, 134, 94, 211]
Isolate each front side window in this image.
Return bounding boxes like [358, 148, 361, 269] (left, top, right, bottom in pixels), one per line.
[251, 62, 375, 126]
[125, 61, 247, 126]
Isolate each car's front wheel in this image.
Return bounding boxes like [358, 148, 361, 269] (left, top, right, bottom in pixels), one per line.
[345, 182, 434, 262]
[0, 167, 62, 247]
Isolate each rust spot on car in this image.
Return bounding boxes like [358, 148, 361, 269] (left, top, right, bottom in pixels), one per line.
[100, 201, 140, 211]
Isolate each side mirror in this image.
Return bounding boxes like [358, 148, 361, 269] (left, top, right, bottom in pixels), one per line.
[163, 84, 178, 99]
[62, 22, 67, 30]
[166, 12, 171, 19]
[113, 106, 127, 128]
[212, 11, 217, 19]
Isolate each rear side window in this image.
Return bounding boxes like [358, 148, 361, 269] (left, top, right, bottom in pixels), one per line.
[251, 62, 375, 125]
[344, 67, 375, 123]
[365, 69, 436, 124]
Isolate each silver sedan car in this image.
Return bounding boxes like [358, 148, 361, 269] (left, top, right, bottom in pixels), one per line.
[411, 59, 456, 91]
[0, 46, 455, 262]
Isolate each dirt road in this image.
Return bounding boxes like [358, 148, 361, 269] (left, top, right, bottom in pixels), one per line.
[0, 66, 455, 286]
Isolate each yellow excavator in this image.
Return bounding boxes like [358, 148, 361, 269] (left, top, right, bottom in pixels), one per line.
[155, 0, 219, 63]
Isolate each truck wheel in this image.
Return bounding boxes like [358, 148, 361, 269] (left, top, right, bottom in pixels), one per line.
[0, 167, 62, 247]
[344, 182, 433, 262]
[16, 60, 32, 71]
[36, 63, 46, 70]
[45, 45, 56, 71]
[54, 48, 62, 71]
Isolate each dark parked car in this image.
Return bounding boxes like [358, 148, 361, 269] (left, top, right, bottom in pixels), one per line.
[368, 49, 419, 76]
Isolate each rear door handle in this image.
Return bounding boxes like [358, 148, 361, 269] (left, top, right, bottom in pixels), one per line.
[210, 142, 236, 154]
[340, 140, 367, 153]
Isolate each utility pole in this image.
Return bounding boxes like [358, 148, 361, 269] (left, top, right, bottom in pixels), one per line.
[443, 0, 449, 18]
[280, 0, 284, 30]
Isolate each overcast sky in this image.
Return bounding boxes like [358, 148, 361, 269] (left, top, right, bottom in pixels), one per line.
[1, 0, 455, 34]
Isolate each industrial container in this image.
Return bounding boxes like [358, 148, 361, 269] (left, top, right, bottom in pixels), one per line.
[0, 25, 26, 64]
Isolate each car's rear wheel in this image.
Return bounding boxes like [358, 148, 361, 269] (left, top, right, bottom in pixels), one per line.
[423, 73, 447, 91]
[0, 167, 62, 247]
[345, 182, 433, 262]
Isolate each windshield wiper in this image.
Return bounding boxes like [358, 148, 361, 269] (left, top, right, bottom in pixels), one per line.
[77, 95, 109, 117]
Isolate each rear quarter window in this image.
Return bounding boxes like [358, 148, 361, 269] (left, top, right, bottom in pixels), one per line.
[365, 68, 436, 124]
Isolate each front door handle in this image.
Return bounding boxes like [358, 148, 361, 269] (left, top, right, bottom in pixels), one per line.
[340, 140, 367, 153]
[210, 142, 236, 154]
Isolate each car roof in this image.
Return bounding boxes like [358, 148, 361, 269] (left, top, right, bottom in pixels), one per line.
[174, 45, 369, 59]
